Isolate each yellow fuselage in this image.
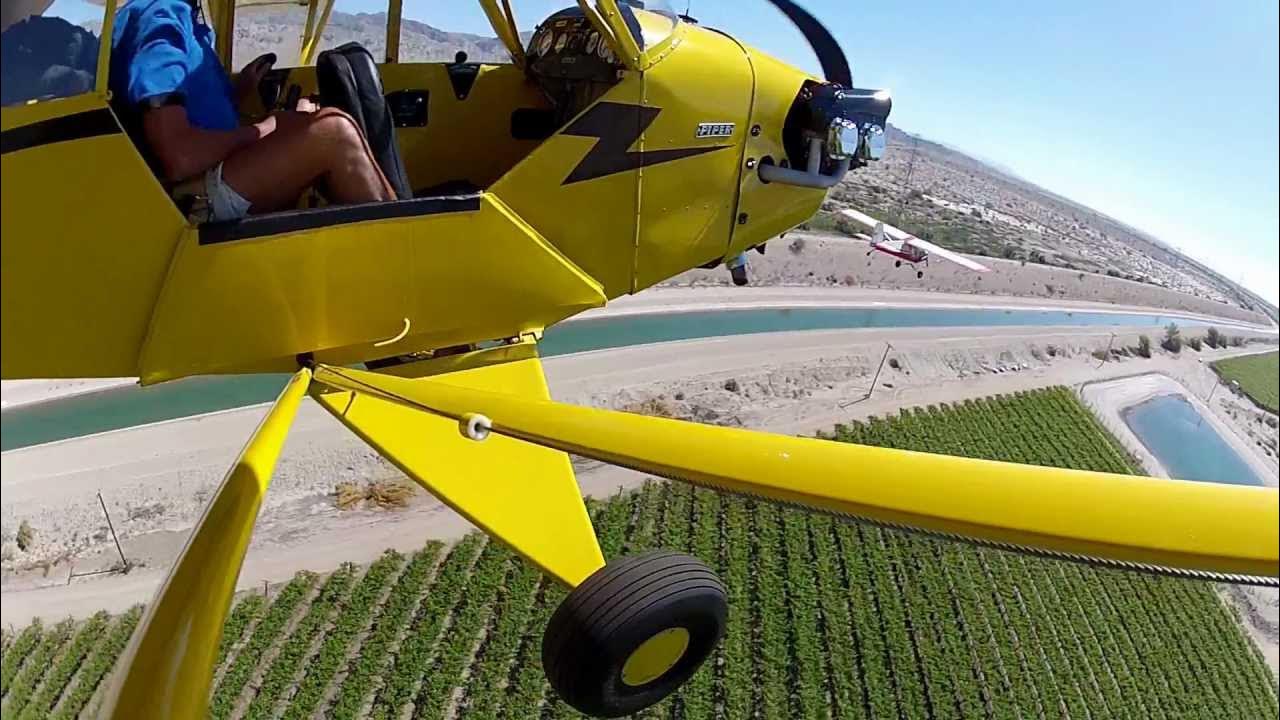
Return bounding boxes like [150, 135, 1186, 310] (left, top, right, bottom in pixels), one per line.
[1, 7, 822, 384]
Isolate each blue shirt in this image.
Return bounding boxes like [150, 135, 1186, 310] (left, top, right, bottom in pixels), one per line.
[109, 0, 239, 131]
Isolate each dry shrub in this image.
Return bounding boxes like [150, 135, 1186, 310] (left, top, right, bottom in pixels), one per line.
[620, 397, 679, 418]
[334, 479, 414, 510]
[16, 520, 34, 552]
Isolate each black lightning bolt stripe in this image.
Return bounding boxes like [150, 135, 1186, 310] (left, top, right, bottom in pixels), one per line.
[560, 102, 730, 185]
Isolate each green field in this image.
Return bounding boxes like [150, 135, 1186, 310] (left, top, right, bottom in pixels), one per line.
[1213, 351, 1280, 414]
[2, 387, 1275, 719]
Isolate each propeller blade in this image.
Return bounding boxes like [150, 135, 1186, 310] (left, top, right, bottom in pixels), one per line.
[313, 365, 1280, 586]
[766, 0, 852, 86]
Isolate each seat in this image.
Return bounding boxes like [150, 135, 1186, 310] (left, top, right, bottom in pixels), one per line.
[316, 42, 413, 200]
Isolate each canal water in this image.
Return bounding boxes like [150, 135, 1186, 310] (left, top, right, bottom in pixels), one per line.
[1, 305, 1267, 451]
[1123, 394, 1267, 487]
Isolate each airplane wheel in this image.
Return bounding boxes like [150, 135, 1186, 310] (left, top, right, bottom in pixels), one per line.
[917, 271, 924, 279]
[894, 260, 902, 267]
[542, 551, 727, 718]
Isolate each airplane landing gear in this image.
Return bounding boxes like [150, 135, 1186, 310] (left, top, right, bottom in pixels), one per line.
[917, 270, 924, 279]
[542, 551, 727, 718]
[894, 260, 902, 268]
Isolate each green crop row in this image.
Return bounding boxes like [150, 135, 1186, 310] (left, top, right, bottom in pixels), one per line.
[456, 553, 541, 720]
[3, 618, 74, 716]
[364, 536, 482, 719]
[216, 593, 266, 668]
[281, 549, 406, 720]
[209, 572, 317, 720]
[50, 606, 142, 720]
[16, 611, 109, 720]
[332, 541, 448, 720]
[411, 542, 511, 719]
[243, 564, 356, 720]
[1, 620, 43, 697]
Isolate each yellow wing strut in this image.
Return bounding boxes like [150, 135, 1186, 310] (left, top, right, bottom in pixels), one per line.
[595, 0, 644, 70]
[479, 0, 526, 68]
[99, 369, 311, 719]
[312, 364, 1280, 584]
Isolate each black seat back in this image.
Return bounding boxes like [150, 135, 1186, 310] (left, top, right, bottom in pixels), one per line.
[316, 42, 412, 200]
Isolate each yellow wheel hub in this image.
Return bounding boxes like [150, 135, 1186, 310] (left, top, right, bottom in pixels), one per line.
[621, 627, 690, 687]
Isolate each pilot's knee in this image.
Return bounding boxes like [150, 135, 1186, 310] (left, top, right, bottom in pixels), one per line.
[311, 108, 363, 146]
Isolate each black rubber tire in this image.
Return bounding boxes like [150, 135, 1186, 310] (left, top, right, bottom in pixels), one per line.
[917, 270, 924, 279]
[541, 551, 727, 718]
[894, 259, 902, 267]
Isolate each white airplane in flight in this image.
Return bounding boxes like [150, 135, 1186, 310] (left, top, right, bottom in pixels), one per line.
[840, 208, 991, 278]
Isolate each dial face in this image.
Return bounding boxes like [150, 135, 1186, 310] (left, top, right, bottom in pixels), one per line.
[554, 32, 569, 53]
[536, 30, 554, 55]
[586, 31, 599, 55]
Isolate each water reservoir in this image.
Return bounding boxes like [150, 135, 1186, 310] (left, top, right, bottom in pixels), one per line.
[1122, 394, 1267, 487]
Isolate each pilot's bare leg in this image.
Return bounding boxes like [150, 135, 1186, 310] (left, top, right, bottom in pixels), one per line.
[221, 108, 396, 213]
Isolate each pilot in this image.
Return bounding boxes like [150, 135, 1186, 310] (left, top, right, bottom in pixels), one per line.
[109, 0, 395, 220]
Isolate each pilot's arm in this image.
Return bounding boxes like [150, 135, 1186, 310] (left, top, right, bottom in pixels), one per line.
[140, 106, 269, 182]
[125, 2, 271, 181]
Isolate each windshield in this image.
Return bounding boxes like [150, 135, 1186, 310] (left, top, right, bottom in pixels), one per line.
[232, 0, 388, 68]
[621, 0, 676, 49]
[399, 1, 528, 63]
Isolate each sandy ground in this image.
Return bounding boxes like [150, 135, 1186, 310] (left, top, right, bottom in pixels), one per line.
[666, 232, 1274, 326]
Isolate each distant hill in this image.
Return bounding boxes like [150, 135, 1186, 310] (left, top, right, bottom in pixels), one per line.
[230, 9, 515, 68]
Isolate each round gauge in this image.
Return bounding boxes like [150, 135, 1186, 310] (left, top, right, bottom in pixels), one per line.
[554, 32, 569, 53]
[536, 30, 554, 56]
[586, 31, 599, 55]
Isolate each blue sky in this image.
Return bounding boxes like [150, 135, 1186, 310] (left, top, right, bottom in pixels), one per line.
[61, 1, 1279, 303]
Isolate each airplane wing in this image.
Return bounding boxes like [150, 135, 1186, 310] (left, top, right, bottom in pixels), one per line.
[839, 208, 912, 242]
[311, 362, 1279, 585]
[903, 235, 991, 272]
[840, 207, 990, 271]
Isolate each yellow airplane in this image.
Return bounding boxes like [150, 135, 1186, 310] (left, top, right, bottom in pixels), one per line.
[1, 0, 1276, 717]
